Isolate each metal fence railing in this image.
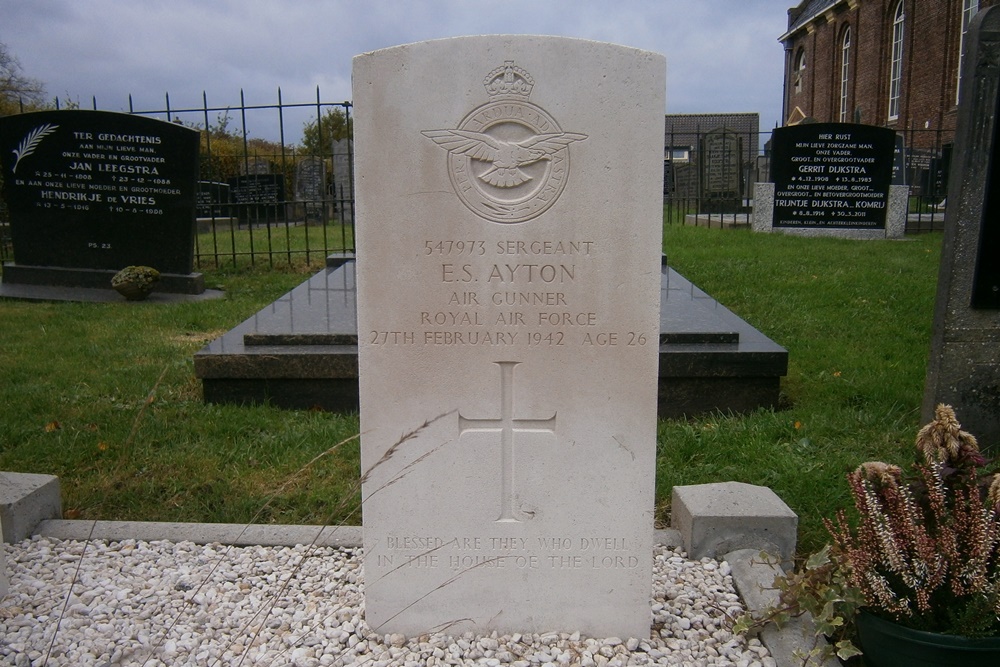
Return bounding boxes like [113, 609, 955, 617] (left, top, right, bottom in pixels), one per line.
[1, 108, 953, 267]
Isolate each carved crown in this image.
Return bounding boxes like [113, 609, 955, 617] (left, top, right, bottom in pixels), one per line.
[483, 61, 534, 98]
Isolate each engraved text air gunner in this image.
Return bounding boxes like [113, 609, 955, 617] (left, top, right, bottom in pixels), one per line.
[422, 60, 588, 223]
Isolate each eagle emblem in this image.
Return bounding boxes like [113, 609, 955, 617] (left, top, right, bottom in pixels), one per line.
[421, 129, 587, 188]
[422, 60, 588, 224]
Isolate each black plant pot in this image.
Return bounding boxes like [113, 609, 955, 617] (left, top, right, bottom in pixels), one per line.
[856, 609, 1000, 667]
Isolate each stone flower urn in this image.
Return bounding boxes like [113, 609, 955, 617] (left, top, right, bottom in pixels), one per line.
[111, 265, 160, 301]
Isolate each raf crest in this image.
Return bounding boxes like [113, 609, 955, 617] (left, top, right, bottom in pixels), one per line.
[422, 61, 587, 224]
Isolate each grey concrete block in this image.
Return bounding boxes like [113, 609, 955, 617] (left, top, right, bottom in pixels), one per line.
[671, 482, 797, 561]
[0, 472, 62, 544]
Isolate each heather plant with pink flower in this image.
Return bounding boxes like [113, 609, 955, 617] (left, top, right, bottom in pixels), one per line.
[826, 403, 1000, 638]
[738, 404, 1000, 664]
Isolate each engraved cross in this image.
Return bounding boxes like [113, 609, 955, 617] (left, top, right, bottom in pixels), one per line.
[458, 361, 557, 523]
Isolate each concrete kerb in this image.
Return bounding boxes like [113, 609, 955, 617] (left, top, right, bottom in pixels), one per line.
[0, 472, 62, 544]
[726, 549, 841, 667]
[32, 520, 365, 549]
[6, 476, 826, 665]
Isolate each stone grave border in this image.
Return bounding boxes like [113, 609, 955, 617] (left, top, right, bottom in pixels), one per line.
[1, 470, 836, 666]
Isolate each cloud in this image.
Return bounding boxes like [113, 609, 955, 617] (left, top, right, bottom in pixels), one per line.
[2, 0, 789, 138]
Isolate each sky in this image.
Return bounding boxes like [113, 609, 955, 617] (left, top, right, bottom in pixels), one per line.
[2, 1, 793, 143]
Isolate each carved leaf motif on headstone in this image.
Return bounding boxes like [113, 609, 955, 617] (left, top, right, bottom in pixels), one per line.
[11, 123, 58, 174]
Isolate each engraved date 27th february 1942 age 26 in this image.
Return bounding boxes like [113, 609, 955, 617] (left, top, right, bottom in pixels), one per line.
[368, 237, 650, 349]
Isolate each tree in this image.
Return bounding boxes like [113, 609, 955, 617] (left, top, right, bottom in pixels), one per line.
[300, 106, 352, 156]
[0, 42, 45, 116]
[192, 111, 289, 183]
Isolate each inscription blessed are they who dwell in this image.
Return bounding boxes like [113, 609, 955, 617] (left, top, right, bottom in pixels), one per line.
[354, 37, 664, 638]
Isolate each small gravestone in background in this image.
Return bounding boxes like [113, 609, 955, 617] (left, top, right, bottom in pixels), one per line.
[892, 134, 907, 186]
[196, 181, 230, 218]
[752, 122, 907, 239]
[924, 7, 1000, 450]
[228, 174, 285, 226]
[195, 181, 232, 235]
[699, 127, 742, 213]
[671, 161, 697, 200]
[294, 156, 327, 223]
[0, 110, 204, 292]
[331, 138, 353, 225]
[354, 36, 664, 638]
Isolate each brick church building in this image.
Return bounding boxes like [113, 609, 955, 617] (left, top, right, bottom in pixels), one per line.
[780, 0, 996, 165]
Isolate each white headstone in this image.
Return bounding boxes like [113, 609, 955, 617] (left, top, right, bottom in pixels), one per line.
[354, 36, 665, 638]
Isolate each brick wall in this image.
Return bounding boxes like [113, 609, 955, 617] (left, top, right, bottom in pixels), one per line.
[782, 0, 997, 150]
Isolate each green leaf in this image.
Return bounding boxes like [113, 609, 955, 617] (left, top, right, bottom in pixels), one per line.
[805, 544, 832, 570]
[732, 616, 752, 635]
[835, 640, 862, 660]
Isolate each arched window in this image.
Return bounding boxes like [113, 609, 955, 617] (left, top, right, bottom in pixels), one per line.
[888, 1, 905, 120]
[958, 0, 980, 103]
[839, 26, 851, 122]
[793, 48, 806, 94]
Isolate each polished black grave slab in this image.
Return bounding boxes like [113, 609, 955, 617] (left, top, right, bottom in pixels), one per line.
[194, 258, 788, 418]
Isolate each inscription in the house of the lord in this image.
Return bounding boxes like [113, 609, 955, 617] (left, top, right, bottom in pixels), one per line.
[375, 534, 639, 572]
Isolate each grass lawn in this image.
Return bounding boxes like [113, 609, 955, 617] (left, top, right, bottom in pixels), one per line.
[0, 223, 943, 557]
[659, 224, 941, 552]
[193, 220, 355, 270]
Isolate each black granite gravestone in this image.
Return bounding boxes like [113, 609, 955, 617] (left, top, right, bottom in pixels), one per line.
[0, 110, 200, 289]
[971, 93, 1000, 310]
[770, 122, 895, 230]
[924, 6, 1000, 451]
[196, 181, 230, 218]
[892, 134, 907, 186]
[228, 174, 285, 225]
[194, 260, 787, 419]
[662, 161, 674, 197]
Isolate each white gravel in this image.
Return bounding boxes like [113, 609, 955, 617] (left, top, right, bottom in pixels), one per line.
[0, 538, 773, 667]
